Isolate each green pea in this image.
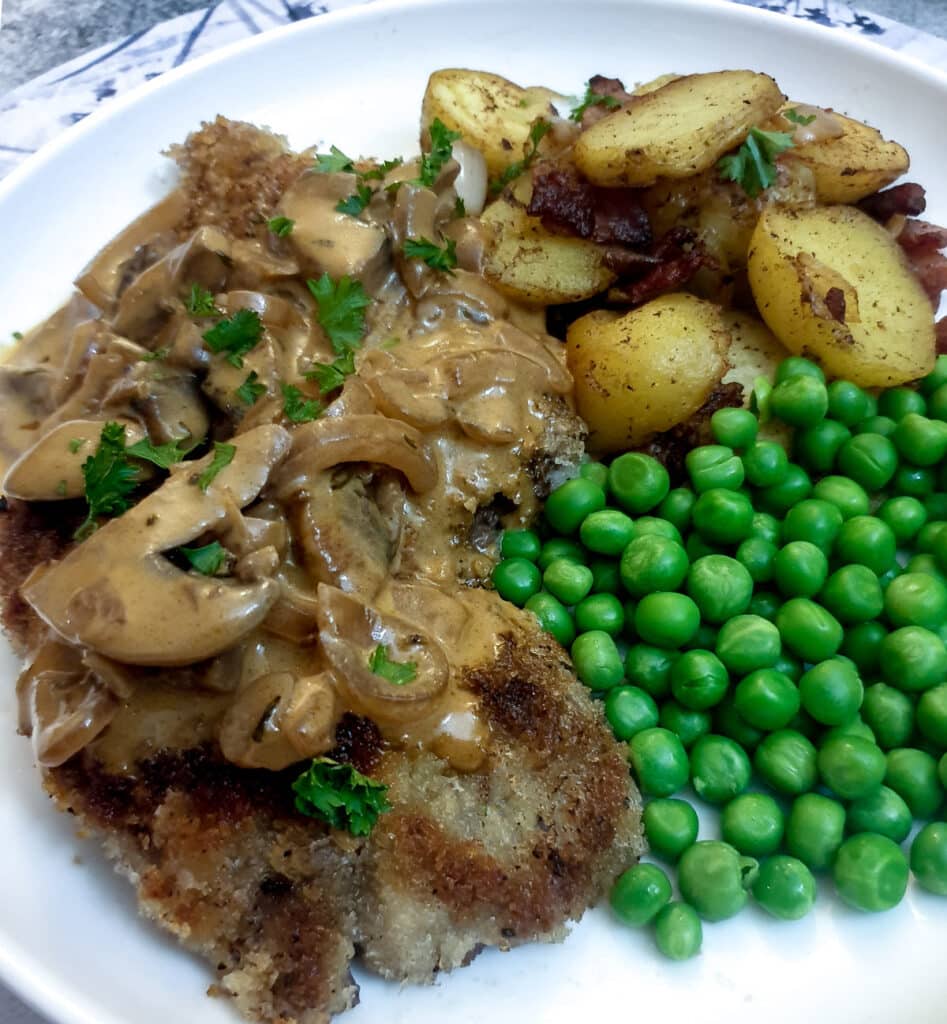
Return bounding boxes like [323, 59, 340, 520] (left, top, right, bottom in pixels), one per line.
[619, 535, 689, 598]
[605, 685, 659, 741]
[833, 833, 909, 912]
[643, 799, 699, 862]
[635, 593, 700, 649]
[920, 355, 947, 395]
[840, 620, 887, 675]
[891, 465, 936, 498]
[754, 729, 818, 795]
[819, 565, 884, 625]
[685, 554, 754, 624]
[653, 902, 703, 961]
[776, 356, 825, 385]
[776, 597, 843, 662]
[917, 520, 947, 554]
[878, 495, 928, 543]
[827, 379, 871, 425]
[835, 515, 897, 575]
[751, 376, 773, 422]
[798, 658, 864, 727]
[500, 529, 541, 561]
[773, 540, 828, 598]
[678, 840, 758, 922]
[884, 572, 947, 632]
[811, 475, 870, 520]
[917, 683, 947, 748]
[721, 793, 784, 857]
[711, 407, 759, 449]
[686, 444, 745, 493]
[879, 386, 927, 421]
[636, 517, 685, 544]
[911, 822, 947, 895]
[492, 557, 541, 606]
[785, 792, 846, 871]
[861, 683, 916, 750]
[538, 537, 587, 571]
[689, 734, 751, 804]
[574, 592, 624, 636]
[578, 509, 634, 556]
[715, 696, 765, 751]
[658, 487, 696, 533]
[880, 626, 947, 693]
[544, 558, 594, 605]
[893, 412, 947, 466]
[817, 735, 887, 800]
[570, 630, 624, 690]
[823, 715, 876, 745]
[625, 644, 677, 698]
[885, 747, 943, 818]
[579, 460, 609, 489]
[524, 592, 576, 647]
[692, 488, 755, 545]
[930, 382, 947, 420]
[685, 532, 723, 562]
[742, 441, 790, 488]
[853, 414, 897, 438]
[669, 649, 729, 711]
[753, 856, 817, 920]
[794, 418, 851, 474]
[715, 614, 781, 677]
[748, 590, 782, 622]
[904, 553, 947, 585]
[608, 452, 670, 514]
[863, 391, 879, 417]
[628, 727, 689, 797]
[773, 650, 803, 681]
[734, 668, 800, 731]
[771, 375, 829, 427]
[847, 786, 913, 843]
[659, 701, 712, 749]
[733, 537, 775, 584]
[836, 433, 899, 491]
[756, 463, 813, 516]
[685, 621, 718, 651]
[589, 558, 621, 594]
[610, 862, 672, 926]
[544, 476, 606, 534]
[782, 498, 843, 554]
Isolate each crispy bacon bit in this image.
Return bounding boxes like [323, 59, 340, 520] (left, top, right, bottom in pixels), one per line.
[527, 164, 651, 248]
[609, 227, 712, 306]
[897, 218, 947, 307]
[824, 286, 847, 323]
[858, 182, 927, 222]
[580, 75, 634, 129]
[936, 318, 947, 355]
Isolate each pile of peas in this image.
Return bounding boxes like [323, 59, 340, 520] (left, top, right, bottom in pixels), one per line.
[493, 353, 947, 961]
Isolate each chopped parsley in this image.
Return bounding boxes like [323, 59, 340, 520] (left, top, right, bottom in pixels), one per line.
[292, 757, 390, 836]
[369, 644, 418, 686]
[141, 346, 169, 363]
[281, 383, 323, 423]
[12, 331, 23, 341]
[717, 127, 795, 198]
[179, 540, 228, 575]
[489, 117, 552, 196]
[307, 273, 371, 354]
[336, 183, 373, 217]
[267, 215, 295, 237]
[416, 118, 462, 188]
[314, 145, 356, 174]
[404, 236, 458, 274]
[784, 108, 817, 126]
[68, 438, 86, 454]
[185, 283, 219, 317]
[125, 436, 193, 469]
[568, 84, 621, 123]
[305, 349, 355, 394]
[236, 370, 266, 406]
[75, 422, 140, 540]
[202, 308, 264, 368]
[196, 442, 236, 491]
[453, 195, 466, 218]
[361, 157, 404, 181]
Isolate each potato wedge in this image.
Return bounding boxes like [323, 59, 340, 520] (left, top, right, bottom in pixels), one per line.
[748, 204, 935, 387]
[721, 311, 790, 397]
[481, 193, 616, 306]
[566, 294, 730, 452]
[574, 70, 785, 187]
[421, 69, 556, 179]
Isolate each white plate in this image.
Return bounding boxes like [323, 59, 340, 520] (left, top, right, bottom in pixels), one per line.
[2, 1, 947, 1022]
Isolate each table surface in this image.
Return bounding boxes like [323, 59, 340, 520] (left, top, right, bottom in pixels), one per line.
[1, 0, 947, 1022]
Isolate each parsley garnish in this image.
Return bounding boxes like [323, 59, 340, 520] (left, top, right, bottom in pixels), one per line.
[361, 157, 403, 181]
[12, 331, 23, 341]
[141, 346, 169, 363]
[314, 145, 356, 174]
[236, 370, 266, 406]
[306, 273, 371, 354]
[336, 183, 373, 217]
[305, 349, 355, 394]
[68, 438, 86, 454]
[179, 540, 228, 575]
[369, 644, 418, 686]
[75, 422, 140, 540]
[453, 195, 466, 218]
[717, 127, 795, 198]
[416, 118, 462, 188]
[125, 436, 192, 469]
[568, 84, 621, 123]
[202, 308, 264, 368]
[292, 757, 390, 836]
[196, 442, 236, 491]
[281, 383, 323, 423]
[404, 236, 458, 274]
[185, 283, 219, 317]
[784, 108, 817, 126]
[267, 216, 295, 237]
[489, 117, 553, 195]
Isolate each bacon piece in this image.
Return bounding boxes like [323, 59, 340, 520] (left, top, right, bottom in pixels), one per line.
[858, 182, 927, 222]
[936, 318, 947, 355]
[897, 218, 947, 307]
[609, 227, 712, 306]
[580, 75, 634, 129]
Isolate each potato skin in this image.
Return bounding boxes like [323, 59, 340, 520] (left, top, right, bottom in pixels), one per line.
[748, 204, 935, 387]
[574, 70, 784, 187]
[566, 294, 731, 452]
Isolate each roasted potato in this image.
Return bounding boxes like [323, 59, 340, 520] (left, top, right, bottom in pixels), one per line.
[566, 294, 731, 452]
[748, 204, 935, 387]
[420, 69, 556, 179]
[721, 311, 790, 396]
[574, 70, 785, 187]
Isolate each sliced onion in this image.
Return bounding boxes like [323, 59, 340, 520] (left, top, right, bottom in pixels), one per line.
[451, 141, 488, 216]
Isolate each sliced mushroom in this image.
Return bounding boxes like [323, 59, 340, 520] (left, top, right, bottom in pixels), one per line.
[21, 424, 291, 666]
[0, 365, 60, 471]
[103, 364, 210, 445]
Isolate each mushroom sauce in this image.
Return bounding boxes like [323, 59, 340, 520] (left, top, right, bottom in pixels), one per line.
[4, 122, 584, 778]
